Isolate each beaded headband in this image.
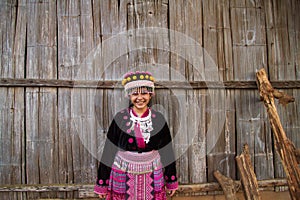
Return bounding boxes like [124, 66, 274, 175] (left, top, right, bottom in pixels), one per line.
[122, 71, 155, 95]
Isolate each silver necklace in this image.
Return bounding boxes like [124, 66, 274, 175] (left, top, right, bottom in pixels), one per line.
[129, 109, 153, 143]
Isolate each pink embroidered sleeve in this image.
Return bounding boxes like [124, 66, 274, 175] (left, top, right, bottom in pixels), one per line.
[166, 181, 178, 190]
[94, 184, 108, 195]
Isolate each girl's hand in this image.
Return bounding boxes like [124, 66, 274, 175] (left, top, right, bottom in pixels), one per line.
[98, 194, 106, 199]
[166, 189, 176, 197]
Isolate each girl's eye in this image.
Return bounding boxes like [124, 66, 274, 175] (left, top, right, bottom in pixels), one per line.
[131, 91, 149, 96]
[141, 91, 149, 95]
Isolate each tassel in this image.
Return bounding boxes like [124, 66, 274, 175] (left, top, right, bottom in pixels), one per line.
[134, 122, 146, 149]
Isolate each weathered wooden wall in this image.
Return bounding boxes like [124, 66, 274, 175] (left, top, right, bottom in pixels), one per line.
[0, 0, 299, 199]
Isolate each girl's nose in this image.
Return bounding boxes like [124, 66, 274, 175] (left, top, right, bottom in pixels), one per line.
[137, 93, 143, 98]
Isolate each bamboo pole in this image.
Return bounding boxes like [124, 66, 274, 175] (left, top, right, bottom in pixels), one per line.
[236, 144, 261, 200]
[214, 170, 239, 200]
[256, 68, 300, 200]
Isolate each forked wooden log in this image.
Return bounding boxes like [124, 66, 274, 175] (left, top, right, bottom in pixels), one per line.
[236, 144, 261, 200]
[256, 68, 300, 200]
[214, 170, 239, 200]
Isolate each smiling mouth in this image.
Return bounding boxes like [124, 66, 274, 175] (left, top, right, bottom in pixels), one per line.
[135, 100, 146, 104]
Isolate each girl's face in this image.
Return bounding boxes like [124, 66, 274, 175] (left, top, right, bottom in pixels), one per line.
[129, 88, 152, 112]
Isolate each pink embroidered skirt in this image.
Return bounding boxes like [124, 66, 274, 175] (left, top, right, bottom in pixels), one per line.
[106, 150, 167, 200]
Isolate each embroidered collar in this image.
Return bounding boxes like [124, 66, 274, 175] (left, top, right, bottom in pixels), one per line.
[131, 108, 150, 118]
[129, 108, 153, 144]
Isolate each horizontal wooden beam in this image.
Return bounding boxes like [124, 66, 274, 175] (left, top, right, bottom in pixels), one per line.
[0, 78, 300, 89]
[0, 179, 288, 193]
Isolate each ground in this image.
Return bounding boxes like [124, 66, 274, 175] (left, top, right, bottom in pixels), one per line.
[171, 191, 290, 200]
[80, 190, 290, 200]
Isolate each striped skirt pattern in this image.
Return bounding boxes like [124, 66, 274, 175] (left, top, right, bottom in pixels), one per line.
[106, 151, 166, 200]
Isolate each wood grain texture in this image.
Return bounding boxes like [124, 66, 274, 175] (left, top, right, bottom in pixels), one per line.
[0, 0, 299, 199]
[256, 68, 300, 199]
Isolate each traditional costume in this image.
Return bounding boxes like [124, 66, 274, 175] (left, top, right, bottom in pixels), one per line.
[94, 71, 178, 200]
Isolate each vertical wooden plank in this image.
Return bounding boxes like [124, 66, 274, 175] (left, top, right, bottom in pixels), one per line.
[294, 0, 300, 79]
[57, 0, 98, 195]
[70, 86, 113, 185]
[13, 1, 26, 197]
[0, 1, 17, 78]
[78, 0, 99, 186]
[264, 0, 300, 182]
[70, 89, 84, 184]
[91, 0, 105, 80]
[169, 0, 186, 80]
[94, 88, 111, 172]
[265, 0, 298, 81]
[97, 3, 126, 176]
[71, 89, 98, 184]
[91, 0, 102, 45]
[187, 90, 207, 184]
[13, 87, 25, 199]
[203, 0, 233, 81]
[117, 0, 131, 77]
[181, 0, 203, 81]
[80, 0, 94, 62]
[0, 1, 26, 199]
[169, 0, 202, 187]
[289, 89, 300, 148]
[25, 1, 58, 199]
[152, 88, 186, 188]
[13, 0, 27, 79]
[169, 0, 203, 81]
[254, 97, 274, 181]
[179, 1, 206, 185]
[203, 0, 218, 81]
[235, 90, 274, 180]
[126, 0, 145, 69]
[220, 0, 234, 81]
[99, 0, 123, 80]
[156, 0, 169, 74]
[264, 0, 276, 80]
[57, 0, 81, 198]
[212, 90, 236, 180]
[231, 1, 267, 81]
[127, 0, 169, 79]
[0, 88, 24, 200]
[26, 0, 57, 79]
[172, 89, 189, 184]
[206, 89, 229, 184]
[39, 88, 59, 181]
[57, 0, 81, 80]
[26, 88, 58, 199]
[202, 0, 233, 184]
[225, 90, 237, 179]
[235, 90, 255, 174]
[25, 88, 39, 199]
[230, 0, 274, 182]
[79, 0, 100, 81]
[178, 0, 205, 81]
[57, 89, 75, 199]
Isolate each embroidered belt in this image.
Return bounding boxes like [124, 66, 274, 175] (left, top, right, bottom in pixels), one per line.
[113, 150, 162, 174]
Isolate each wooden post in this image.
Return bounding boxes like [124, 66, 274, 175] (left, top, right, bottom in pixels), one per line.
[256, 68, 300, 200]
[236, 144, 261, 200]
[214, 170, 239, 200]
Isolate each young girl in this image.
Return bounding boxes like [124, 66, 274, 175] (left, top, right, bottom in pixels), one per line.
[94, 71, 178, 199]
